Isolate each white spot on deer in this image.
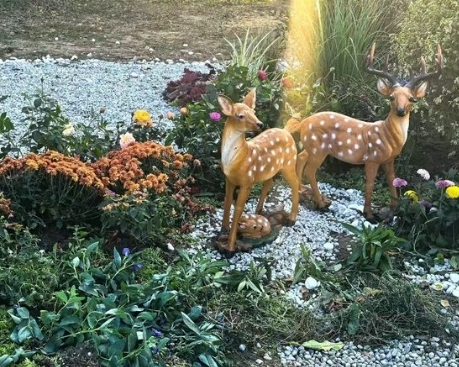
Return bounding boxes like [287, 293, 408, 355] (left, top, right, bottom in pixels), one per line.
[320, 120, 325, 125]
[269, 140, 275, 146]
[369, 143, 373, 148]
[271, 166, 275, 172]
[346, 139, 351, 144]
[308, 123, 312, 130]
[335, 122, 340, 129]
[287, 160, 292, 166]
[329, 114, 335, 119]
[338, 151, 343, 157]
[259, 166, 265, 172]
[252, 150, 257, 156]
[276, 137, 280, 142]
[248, 170, 253, 177]
[286, 148, 290, 154]
[375, 126, 380, 132]
[338, 141, 343, 146]
[303, 136, 308, 142]
[293, 155, 297, 160]
[248, 157, 252, 163]
[363, 154, 368, 161]
[312, 148, 317, 154]
[280, 158, 284, 165]
[264, 147, 268, 153]
[285, 136, 289, 143]
[344, 118, 349, 122]
[354, 144, 359, 150]
[267, 157, 271, 163]
[276, 159, 280, 165]
[368, 131, 372, 136]
[347, 127, 352, 133]
[358, 123, 363, 128]
[258, 155, 262, 161]
[328, 144, 332, 149]
[373, 151, 378, 156]
[271, 150, 276, 156]
[321, 142, 326, 149]
[331, 133, 337, 140]
[376, 139, 382, 145]
[278, 147, 283, 153]
[357, 134, 362, 140]
[253, 166, 257, 172]
[311, 134, 317, 140]
[348, 149, 353, 155]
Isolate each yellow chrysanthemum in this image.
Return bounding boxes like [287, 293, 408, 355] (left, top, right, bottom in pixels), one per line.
[132, 110, 153, 127]
[446, 185, 459, 199]
[404, 190, 419, 202]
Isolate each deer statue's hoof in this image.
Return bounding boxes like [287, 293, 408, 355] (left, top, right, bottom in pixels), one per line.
[213, 239, 253, 257]
[299, 185, 332, 210]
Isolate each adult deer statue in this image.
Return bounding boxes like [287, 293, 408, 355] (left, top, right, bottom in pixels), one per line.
[285, 44, 443, 221]
[217, 88, 299, 253]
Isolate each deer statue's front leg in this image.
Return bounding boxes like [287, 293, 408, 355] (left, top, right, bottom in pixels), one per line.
[364, 162, 380, 220]
[382, 160, 397, 209]
[226, 186, 252, 252]
[222, 179, 236, 232]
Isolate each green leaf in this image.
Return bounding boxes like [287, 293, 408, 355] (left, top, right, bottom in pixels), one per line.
[113, 248, 122, 269]
[188, 306, 202, 320]
[300, 340, 345, 351]
[198, 354, 219, 367]
[347, 303, 360, 335]
[181, 312, 201, 336]
[0, 355, 14, 367]
[17, 326, 32, 343]
[54, 291, 68, 304]
[16, 307, 30, 319]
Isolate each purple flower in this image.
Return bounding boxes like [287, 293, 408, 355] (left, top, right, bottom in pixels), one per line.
[420, 200, 432, 210]
[435, 179, 455, 189]
[258, 69, 268, 81]
[122, 247, 130, 256]
[132, 263, 143, 272]
[152, 347, 159, 355]
[392, 178, 408, 188]
[209, 112, 221, 121]
[151, 328, 163, 337]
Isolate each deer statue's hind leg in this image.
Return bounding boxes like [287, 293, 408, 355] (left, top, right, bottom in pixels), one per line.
[302, 153, 328, 210]
[256, 178, 273, 214]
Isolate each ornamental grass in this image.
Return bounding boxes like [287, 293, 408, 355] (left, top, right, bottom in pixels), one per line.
[0, 151, 106, 229]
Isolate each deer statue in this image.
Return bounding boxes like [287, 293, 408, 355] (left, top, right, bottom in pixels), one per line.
[285, 44, 443, 221]
[217, 88, 299, 253]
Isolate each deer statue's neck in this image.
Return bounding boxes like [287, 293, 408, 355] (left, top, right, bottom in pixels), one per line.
[221, 120, 249, 170]
[384, 112, 411, 146]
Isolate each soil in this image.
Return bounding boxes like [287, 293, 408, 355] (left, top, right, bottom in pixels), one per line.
[0, 0, 289, 62]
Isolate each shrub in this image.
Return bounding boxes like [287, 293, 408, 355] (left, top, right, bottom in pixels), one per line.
[392, 0, 459, 148]
[0, 151, 106, 229]
[394, 168, 459, 252]
[163, 67, 217, 107]
[91, 142, 208, 245]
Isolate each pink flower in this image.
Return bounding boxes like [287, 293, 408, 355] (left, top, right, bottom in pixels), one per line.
[416, 168, 430, 180]
[258, 70, 268, 81]
[392, 178, 408, 188]
[435, 179, 455, 189]
[209, 112, 221, 121]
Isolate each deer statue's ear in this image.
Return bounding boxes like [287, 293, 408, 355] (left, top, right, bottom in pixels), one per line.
[217, 95, 234, 116]
[243, 88, 256, 109]
[413, 81, 428, 98]
[376, 78, 392, 96]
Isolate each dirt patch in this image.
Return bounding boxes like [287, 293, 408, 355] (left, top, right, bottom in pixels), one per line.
[0, 0, 289, 62]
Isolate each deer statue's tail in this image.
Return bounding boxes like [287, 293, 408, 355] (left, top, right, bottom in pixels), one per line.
[284, 113, 303, 134]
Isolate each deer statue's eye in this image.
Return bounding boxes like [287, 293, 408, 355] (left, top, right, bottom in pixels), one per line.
[389, 95, 395, 101]
[409, 96, 417, 103]
[236, 114, 244, 120]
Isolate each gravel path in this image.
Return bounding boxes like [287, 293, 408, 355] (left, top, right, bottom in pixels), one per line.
[1, 57, 458, 367]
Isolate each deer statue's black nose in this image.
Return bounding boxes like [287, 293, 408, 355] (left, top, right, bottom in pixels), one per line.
[396, 107, 406, 117]
[257, 121, 264, 129]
